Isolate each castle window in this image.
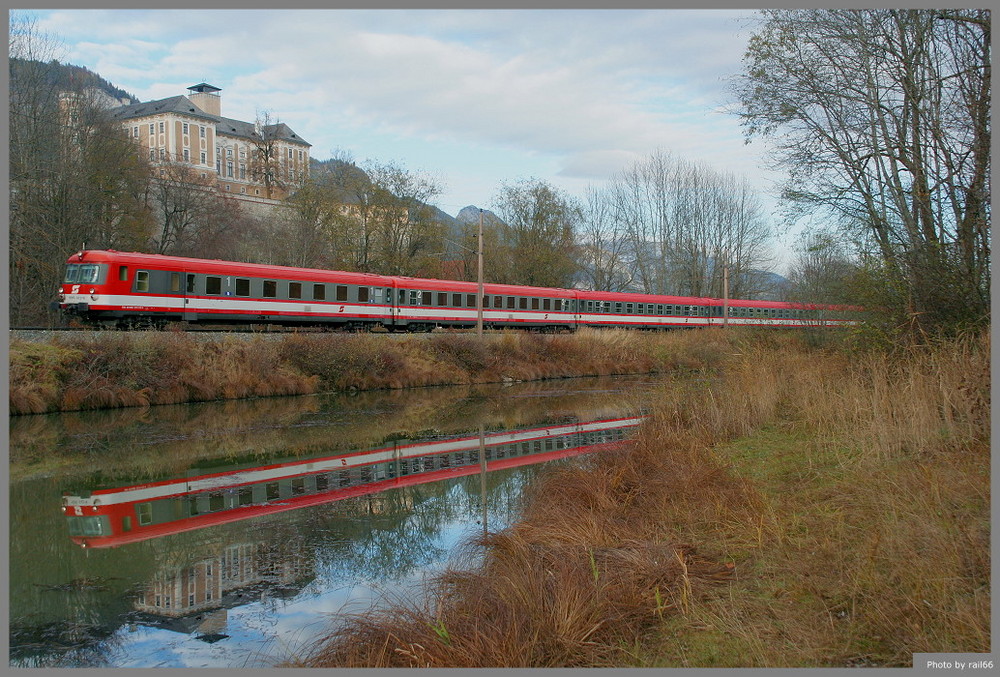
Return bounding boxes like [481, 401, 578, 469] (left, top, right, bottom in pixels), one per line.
[200, 126, 206, 138]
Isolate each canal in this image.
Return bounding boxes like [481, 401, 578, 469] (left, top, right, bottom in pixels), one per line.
[8, 376, 658, 668]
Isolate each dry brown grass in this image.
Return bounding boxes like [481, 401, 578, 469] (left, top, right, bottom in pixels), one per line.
[9, 328, 749, 414]
[290, 329, 989, 668]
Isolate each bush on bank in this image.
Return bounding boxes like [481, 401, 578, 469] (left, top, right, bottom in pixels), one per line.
[8, 327, 749, 415]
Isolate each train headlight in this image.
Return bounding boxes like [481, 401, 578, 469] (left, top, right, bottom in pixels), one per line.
[58, 293, 65, 302]
[89, 288, 96, 294]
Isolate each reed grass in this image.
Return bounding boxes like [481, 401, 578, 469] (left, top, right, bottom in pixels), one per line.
[289, 329, 989, 668]
[9, 328, 744, 415]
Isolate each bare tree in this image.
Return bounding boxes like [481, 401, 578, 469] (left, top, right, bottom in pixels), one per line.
[733, 8, 990, 333]
[603, 150, 774, 298]
[148, 162, 222, 255]
[247, 109, 288, 200]
[9, 15, 153, 325]
[578, 185, 634, 291]
[490, 178, 581, 289]
[363, 161, 444, 276]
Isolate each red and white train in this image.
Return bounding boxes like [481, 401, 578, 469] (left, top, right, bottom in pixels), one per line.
[58, 250, 858, 331]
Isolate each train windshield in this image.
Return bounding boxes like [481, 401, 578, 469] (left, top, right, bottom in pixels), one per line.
[63, 263, 105, 284]
[65, 515, 110, 537]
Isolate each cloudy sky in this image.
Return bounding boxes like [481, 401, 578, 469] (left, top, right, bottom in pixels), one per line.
[19, 7, 794, 256]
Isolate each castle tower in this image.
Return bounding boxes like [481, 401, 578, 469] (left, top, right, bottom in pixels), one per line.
[187, 83, 221, 117]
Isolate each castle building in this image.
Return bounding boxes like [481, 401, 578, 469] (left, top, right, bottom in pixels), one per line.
[111, 83, 311, 202]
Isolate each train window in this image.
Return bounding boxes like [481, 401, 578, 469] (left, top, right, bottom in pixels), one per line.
[519, 297, 527, 310]
[289, 282, 302, 299]
[238, 486, 253, 505]
[543, 298, 551, 311]
[118, 266, 129, 282]
[615, 302, 623, 314]
[266, 483, 280, 500]
[316, 474, 329, 491]
[187, 274, 196, 293]
[438, 292, 447, 306]
[170, 272, 181, 293]
[263, 280, 277, 298]
[206, 277, 222, 295]
[359, 287, 370, 303]
[507, 296, 515, 309]
[626, 303, 634, 313]
[467, 294, 476, 307]
[532, 298, 540, 310]
[133, 270, 150, 292]
[122, 516, 132, 532]
[137, 503, 152, 526]
[209, 493, 224, 511]
[422, 291, 432, 305]
[494, 295, 503, 308]
[554, 299, 562, 311]
[235, 278, 250, 296]
[453, 293, 462, 306]
[291, 477, 306, 495]
[65, 263, 104, 284]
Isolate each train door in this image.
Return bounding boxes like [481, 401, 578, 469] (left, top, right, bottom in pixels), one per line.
[387, 284, 399, 329]
[182, 271, 197, 322]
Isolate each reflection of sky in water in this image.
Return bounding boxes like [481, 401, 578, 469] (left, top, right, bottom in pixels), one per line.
[10, 377, 654, 669]
[106, 484, 511, 668]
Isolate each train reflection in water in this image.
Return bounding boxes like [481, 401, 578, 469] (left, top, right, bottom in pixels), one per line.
[62, 415, 643, 549]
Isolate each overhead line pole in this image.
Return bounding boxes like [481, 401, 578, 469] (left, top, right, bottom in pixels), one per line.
[477, 209, 484, 338]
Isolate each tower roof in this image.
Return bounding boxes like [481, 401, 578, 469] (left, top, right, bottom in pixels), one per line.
[188, 83, 221, 94]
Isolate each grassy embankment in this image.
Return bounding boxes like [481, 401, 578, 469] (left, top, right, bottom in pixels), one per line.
[9, 328, 722, 415]
[284, 329, 990, 668]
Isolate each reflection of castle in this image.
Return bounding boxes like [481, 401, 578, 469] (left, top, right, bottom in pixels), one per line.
[133, 541, 313, 638]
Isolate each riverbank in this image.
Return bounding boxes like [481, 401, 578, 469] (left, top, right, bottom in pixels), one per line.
[9, 328, 743, 415]
[287, 330, 990, 668]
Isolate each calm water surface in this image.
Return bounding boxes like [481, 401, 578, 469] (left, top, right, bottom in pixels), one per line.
[9, 376, 658, 668]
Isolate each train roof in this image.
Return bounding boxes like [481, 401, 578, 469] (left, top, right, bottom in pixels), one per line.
[70, 250, 396, 285]
[576, 288, 853, 310]
[392, 275, 574, 297]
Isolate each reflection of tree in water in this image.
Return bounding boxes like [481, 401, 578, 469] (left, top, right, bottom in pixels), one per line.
[10, 376, 654, 485]
[302, 458, 582, 587]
